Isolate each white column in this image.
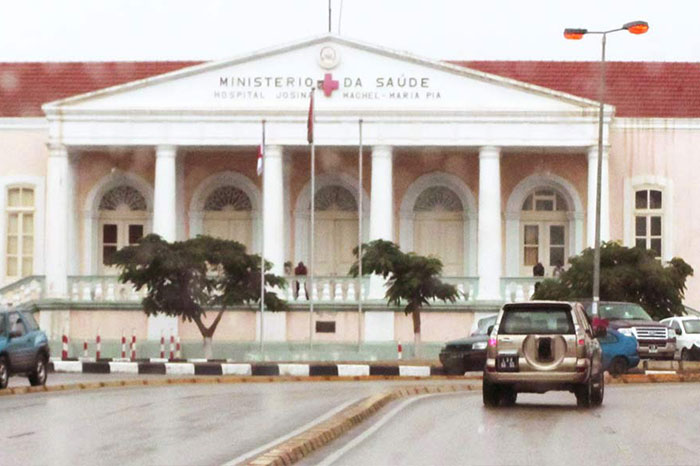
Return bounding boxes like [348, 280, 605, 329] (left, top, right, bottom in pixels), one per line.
[477, 146, 502, 301]
[261, 145, 286, 341]
[152, 145, 177, 242]
[149, 145, 178, 340]
[263, 145, 285, 275]
[369, 146, 394, 243]
[366, 145, 394, 341]
[175, 153, 186, 240]
[587, 146, 610, 247]
[45, 144, 70, 298]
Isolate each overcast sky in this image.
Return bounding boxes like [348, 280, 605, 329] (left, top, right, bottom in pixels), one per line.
[1, 0, 698, 62]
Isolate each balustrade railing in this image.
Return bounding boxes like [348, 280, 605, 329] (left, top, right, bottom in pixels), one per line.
[0, 275, 545, 307]
[441, 277, 479, 302]
[0, 275, 45, 306]
[67, 276, 146, 303]
[283, 276, 370, 303]
[500, 277, 545, 303]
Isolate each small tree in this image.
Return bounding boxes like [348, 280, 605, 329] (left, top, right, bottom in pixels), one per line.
[350, 239, 459, 356]
[108, 234, 287, 358]
[533, 241, 693, 320]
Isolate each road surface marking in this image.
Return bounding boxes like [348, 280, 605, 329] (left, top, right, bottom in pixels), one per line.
[316, 391, 470, 466]
[221, 396, 365, 466]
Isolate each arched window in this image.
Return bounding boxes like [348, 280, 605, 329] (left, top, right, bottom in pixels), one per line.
[313, 185, 358, 276]
[413, 186, 464, 276]
[6, 186, 34, 278]
[98, 185, 148, 273]
[634, 188, 663, 258]
[202, 186, 253, 249]
[520, 189, 569, 276]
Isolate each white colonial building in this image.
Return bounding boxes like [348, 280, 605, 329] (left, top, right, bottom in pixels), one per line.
[0, 34, 698, 348]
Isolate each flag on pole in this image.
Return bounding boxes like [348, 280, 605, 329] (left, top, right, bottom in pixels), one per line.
[307, 89, 315, 144]
[256, 143, 263, 176]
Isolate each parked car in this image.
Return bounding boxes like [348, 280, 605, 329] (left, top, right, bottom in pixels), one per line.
[659, 316, 700, 361]
[0, 309, 50, 389]
[439, 314, 496, 374]
[484, 301, 605, 408]
[599, 328, 640, 375]
[583, 301, 675, 360]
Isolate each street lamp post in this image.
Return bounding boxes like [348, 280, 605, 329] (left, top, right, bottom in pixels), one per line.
[564, 21, 649, 317]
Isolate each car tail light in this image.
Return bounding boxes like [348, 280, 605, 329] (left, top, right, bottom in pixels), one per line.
[488, 338, 497, 347]
[577, 338, 585, 346]
[576, 366, 587, 373]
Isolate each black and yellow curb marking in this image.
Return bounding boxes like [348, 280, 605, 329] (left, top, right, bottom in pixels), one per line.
[0, 374, 480, 397]
[245, 384, 479, 466]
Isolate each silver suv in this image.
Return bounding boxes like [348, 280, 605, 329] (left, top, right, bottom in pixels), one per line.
[483, 301, 605, 408]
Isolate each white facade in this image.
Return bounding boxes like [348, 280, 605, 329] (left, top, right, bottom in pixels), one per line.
[4, 34, 692, 344]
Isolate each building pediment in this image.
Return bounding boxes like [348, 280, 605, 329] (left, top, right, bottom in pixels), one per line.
[44, 34, 598, 117]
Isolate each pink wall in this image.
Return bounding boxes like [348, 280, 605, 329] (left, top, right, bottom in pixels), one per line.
[610, 124, 700, 306]
[0, 130, 48, 176]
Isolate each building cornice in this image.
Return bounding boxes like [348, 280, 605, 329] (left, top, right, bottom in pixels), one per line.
[0, 117, 48, 130]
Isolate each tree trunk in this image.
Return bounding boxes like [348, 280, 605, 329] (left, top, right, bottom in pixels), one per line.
[193, 309, 225, 360]
[412, 308, 422, 359]
[202, 336, 213, 360]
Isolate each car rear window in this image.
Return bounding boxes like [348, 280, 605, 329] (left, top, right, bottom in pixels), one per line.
[500, 308, 575, 335]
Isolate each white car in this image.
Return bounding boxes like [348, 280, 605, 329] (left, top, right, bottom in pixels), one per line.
[660, 316, 700, 360]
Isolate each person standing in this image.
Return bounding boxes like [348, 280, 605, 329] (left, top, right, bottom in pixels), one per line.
[294, 261, 308, 299]
[533, 261, 545, 277]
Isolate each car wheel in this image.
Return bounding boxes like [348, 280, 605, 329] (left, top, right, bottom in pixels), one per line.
[591, 370, 604, 407]
[575, 376, 592, 408]
[0, 356, 8, 389]
[501, 387, 517, 406]
[681, 348, 691, 361]
[608, 356, 628, 376]
[482, 378, 500, 407]
[28, 354, 47, 386]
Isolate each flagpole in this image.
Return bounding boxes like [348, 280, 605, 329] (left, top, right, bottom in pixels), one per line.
[309, 88, 316, 350]
[357, 118, 363, 351]
[259, 119, 266, 354]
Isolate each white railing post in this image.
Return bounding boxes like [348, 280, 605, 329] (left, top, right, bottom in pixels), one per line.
[334, 282, 343, 301]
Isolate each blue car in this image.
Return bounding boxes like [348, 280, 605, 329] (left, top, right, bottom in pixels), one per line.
[0, 309, 50, 389]
[599, 328, 640, 375]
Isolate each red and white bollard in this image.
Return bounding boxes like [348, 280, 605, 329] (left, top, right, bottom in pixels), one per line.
[398, 340, 403, 360]
[95, 329, 101, 360]
[169, 332, 175, 361]
[176, 335, 181, 359]
[83, 339, 88, 358]
[160, 330, 165, 359]
[121, 330, 126, 359]
[61, 332, 69, 360]
[130, 329, 136, 361]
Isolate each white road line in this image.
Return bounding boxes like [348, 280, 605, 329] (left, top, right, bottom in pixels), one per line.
[316, 392, 470, 466]
[220, 396, 365, 466]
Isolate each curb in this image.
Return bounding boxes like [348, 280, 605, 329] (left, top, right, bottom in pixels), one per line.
[49, 361, 444, 377]
[0, 374, 480, 397]
[245, 384, 478, 466]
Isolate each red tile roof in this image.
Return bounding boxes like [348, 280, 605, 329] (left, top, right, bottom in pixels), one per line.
[455, 61, 700, 118]
[0, 60, 699, 118]
[0, 62, 199, 117]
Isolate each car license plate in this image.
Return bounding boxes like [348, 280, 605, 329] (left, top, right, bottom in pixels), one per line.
[497, 355, 519, 372]
[648, 345, 658, 353]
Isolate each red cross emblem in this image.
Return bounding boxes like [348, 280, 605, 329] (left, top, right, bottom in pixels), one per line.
[319, 73, 339, 97]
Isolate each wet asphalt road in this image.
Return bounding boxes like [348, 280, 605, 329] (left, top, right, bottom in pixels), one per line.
[303, 383, 700, 466]
[0, 378, 474, 466]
